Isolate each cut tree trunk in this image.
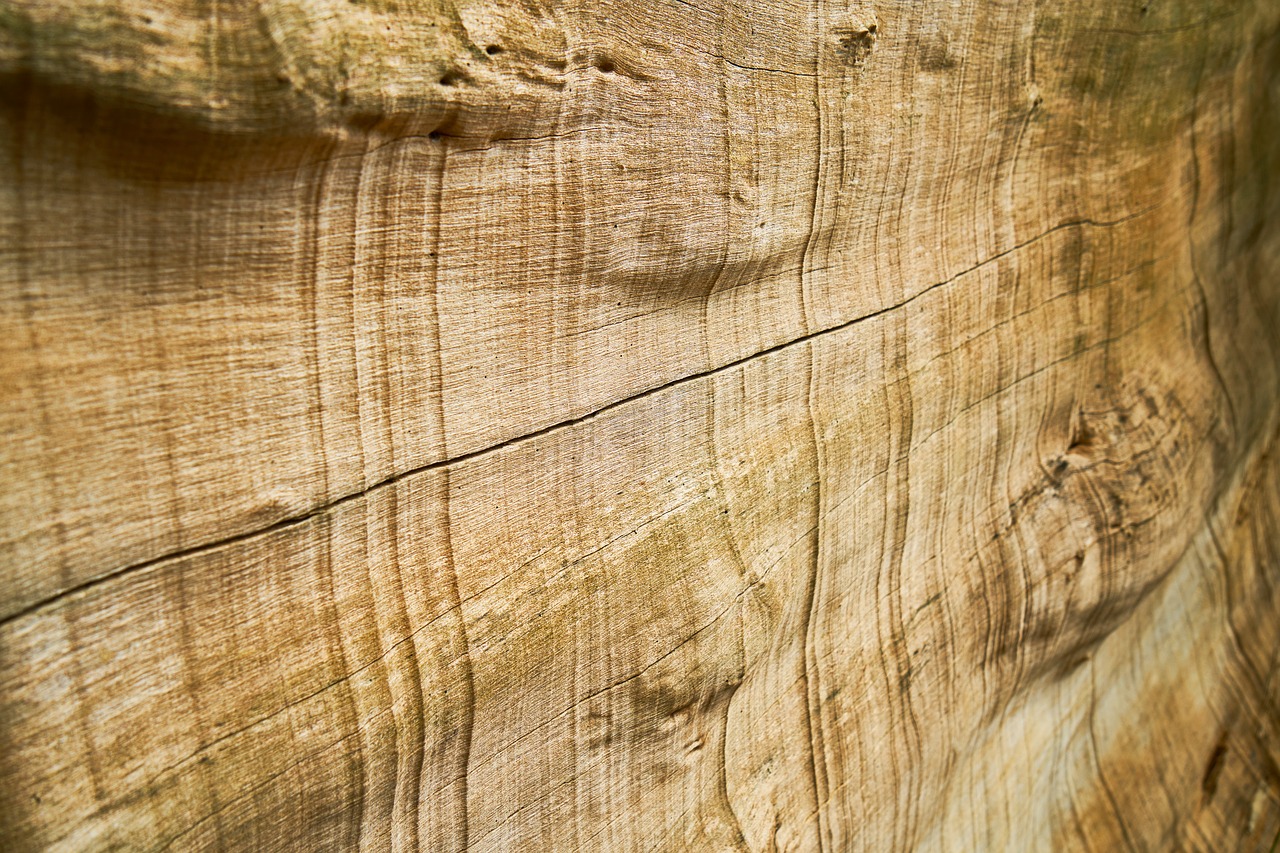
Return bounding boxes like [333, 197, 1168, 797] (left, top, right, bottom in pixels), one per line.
[2, 0, 1279, 850]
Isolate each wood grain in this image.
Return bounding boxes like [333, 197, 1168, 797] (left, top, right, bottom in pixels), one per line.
[2, 0, 1278, 849]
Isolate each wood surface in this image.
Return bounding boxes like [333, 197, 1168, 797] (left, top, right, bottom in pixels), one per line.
[2, 0, 1279, 849]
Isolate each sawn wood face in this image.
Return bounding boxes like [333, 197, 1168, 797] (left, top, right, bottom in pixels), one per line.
[1, 0, 1278, 849]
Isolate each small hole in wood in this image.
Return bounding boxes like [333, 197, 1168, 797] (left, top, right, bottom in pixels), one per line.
[595, 58, 616, 74]
[486, 45, 502, 56]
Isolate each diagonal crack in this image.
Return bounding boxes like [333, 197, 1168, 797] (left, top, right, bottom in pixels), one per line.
[0, 208, 1156, 629]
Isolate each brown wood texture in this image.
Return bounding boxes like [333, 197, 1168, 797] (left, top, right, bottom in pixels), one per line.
[2, 0, 1279, 850]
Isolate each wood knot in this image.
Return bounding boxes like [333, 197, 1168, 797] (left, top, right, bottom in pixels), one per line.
[1066, 408, 1096, 458]
[836, 23, 878, 66]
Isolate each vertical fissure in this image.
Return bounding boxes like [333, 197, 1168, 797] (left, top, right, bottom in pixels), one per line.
[801, 341, 832, 850]
[427, 140, 474, 853]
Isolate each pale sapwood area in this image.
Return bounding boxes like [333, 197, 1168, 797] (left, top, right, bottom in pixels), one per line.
[1, 0, 1279, 849]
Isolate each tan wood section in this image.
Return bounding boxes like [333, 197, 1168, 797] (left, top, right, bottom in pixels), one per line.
[2, 0, 1279, 849]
